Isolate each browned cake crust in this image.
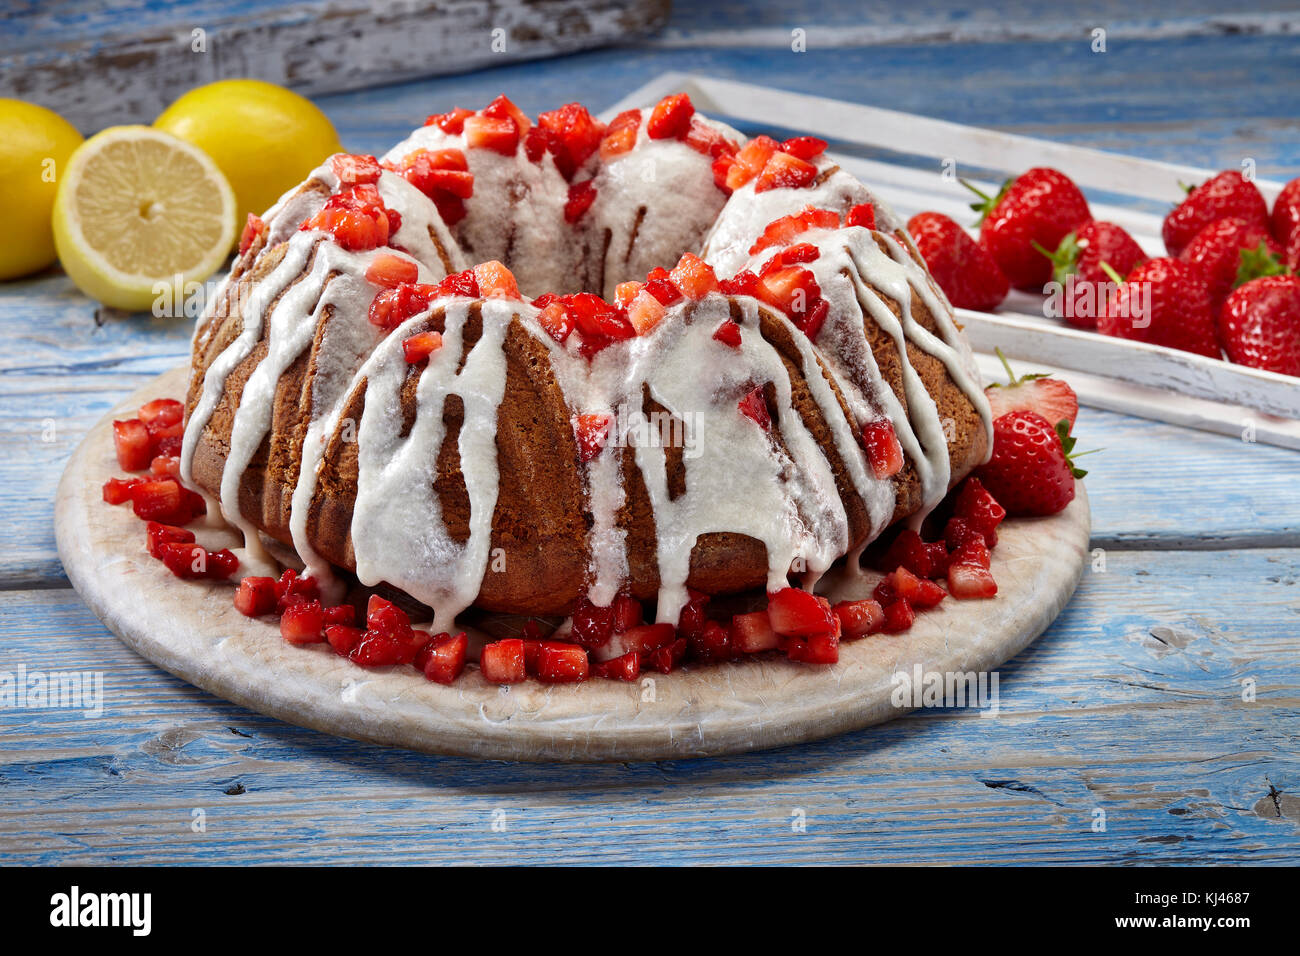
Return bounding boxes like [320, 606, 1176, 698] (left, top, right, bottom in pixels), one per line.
[185, 234, 988, 616]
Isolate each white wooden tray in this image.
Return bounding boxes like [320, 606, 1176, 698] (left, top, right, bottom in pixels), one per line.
[606, 74, 1300, 449]
[55, 369, 1090, 762]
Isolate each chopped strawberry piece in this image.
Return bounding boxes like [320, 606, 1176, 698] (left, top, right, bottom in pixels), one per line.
[873, 567, 945, 610]
[564, 180, 597, 224]
[600, 123, 638, 161]
[592, 651, 640, 681]
[573, 413, 611, 463]
[301, 185, 391, 251]
[537, 102, 606, 178]
[780, 136, 828, 160]
[948, 563, 998, 599]
[330, 153, 382, 186]
[325, 625, 364, 657]
[749, 207, 841, 255]
[943, 517, 984, 553]
[833, 599, 885, 640]
[730, 610, 779, 653]
[232, 575, 277, 617]
[776, 242, 820, 265]
[366, 253, 419, 289]
[482, 94, 531, 134]
[880, 599, 915, 633]
[719, 271, 760, 297]
[145, 521, 194, 559]
[537, 301, 575, 343]
[767, 587, 836, 637]
[690, 620, 734, 662]
[149, 454, 180, 480]
[368, 283, 434, 330]
[324, 604, 355, 626]
[712, 153, 736, 193]
[473, 260, 520, 299]
[281, 600, 325, 645]
[112, 419, 153, 472]
[523, 125, 548, 162]
[402, 331, 444, 364]
[274, 568, 320, 611]
[138, 398, 183, 427]
[713, 319, 742, 348]
[352, 630, 417, 667]
[755, 265, 820, 318]
[568, 292, 634, 350]
[131, 478, 182, 521]
[438, 268, 480, 298]
[726, 135, 779, 191]
[571, 594, 616, 646]
[481, 638, 527, 683]
[157, 543, 237, 581]
[676, 589, 710, 643]
[614, 281, 643, 308]
[238, 213, 267, 256]
[463, 114, 519, 155]
[645, 637, 687, 674]
[879, 528, 934, 578]
[754, 151, 817, 193]
[619, 622, 676, 656]
[784, 631, 839, 664]
[951, 476, 1005, 547]
[861, 419, 904, 479]
[644, 274, 684, 305]
[536, 642, 590, 683]
[646, 93, 694, 140]
[669, 253, 719, 299]
[845, 203, 876, 229]
[951, 537, 992, 570]
[426, 107, 473, 134]
[626, 290, 667, 334]
[685, 120, 737, 159]
[366, 594, 413, 637]
[737, 385, 771, 429]
[926, 541, 952, 578]
[102, 476, 143, 505]
[612, 592, 643, 632]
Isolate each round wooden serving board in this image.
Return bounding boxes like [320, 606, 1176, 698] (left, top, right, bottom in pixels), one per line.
[57, 367, 1091, 762]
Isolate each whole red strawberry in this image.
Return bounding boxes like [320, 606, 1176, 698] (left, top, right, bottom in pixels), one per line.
[1161, 171, 1268, 257]
[966, 168, 1091, 291]
[1270, 177, 1300, 250]
[1181, 217, 1284, 315]
[1096, 257, 1220, 358]
[984, 348, 1079, 431]
[975, 410, 1084, 517]
[906, 211, 1009, 311]
[1219, 275, 1300, 376]
[1042, 220, 1147, 328]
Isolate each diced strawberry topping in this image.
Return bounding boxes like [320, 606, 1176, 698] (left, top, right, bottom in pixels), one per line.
[145, 521, 194, 559]
[482, 94, 531, 134]
[951, 476, 1005, 547]
[878, 528, 935, 578]
[754, 151, 818, 193]
[156, 542, 238, 581]
[300, 185, 391, 251]
[238, 213, 267, 256]
[619, 622, 676, 657]
[281, 600, 325, 645]
[102, 477, 143, 505]
[600, 122, 639, 161]
[669, 253, 719, 299]
[626, 289, 667, 334]
[365, 253, 419, 288]
[233, 576, 278, 617]
[755, 264, 821, 319]
[325, 625, 364, 657]
[881, 599, 915, 633]
[644, 271, 684, 305]
[402, 331, 444, 364]
[685, 120, 738, 159]
[833, 599, 885, 640]
[612, 593, 643, 632]
[473, 260, 520, 299]
[943, 516, 985, 553]
[948, 563, 998, 599]
[573, 413, 611, 463]
[845, 203, 876, 229]
[592, 651, 641, 682]
[330, 153, 382, 186]
[719, 270, 760, 297]
[425, 107, 474, 135]
[481, 638, 527, 683]
[730, 610, 779, 653]
[780, 136, 828, 160]
[537, 301, 575, 343]
[767, 587, 836, 637]
[536, 642, 590, 683]
[130, 478, 182, 521]
[646, 93, 694, 140]
[149, 454, 180, 480]
[737, 385, 771, 429]
[950, 537, 992, 570]
[112, 419, 153, 471]
[324, 604, 355, 626]
[784, 631, 839, 665]
[690, 620, 734, 662]
[861, 419, 904, 479]
[873, 567, 945, 610]
[275, 569, 321, 611]
[368, 283, 433, 331]
[725, 136, 779, 191]
[536, 102, 606, 178]
[645, 637, 687, 674]
[564, 180, 597, 223]
[712, 319, 742, 348]
[438, 268, 481, 298]
[463, 114, 520, 155]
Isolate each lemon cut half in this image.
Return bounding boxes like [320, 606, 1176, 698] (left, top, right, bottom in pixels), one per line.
[53, 125, 237, 312]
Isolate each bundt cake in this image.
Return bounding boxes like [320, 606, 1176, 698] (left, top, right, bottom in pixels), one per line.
[180, 93, 992, 635]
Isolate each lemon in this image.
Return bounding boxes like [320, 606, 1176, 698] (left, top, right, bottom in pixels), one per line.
[0, 99, 84, 280]
[53, 126, 237, 312]
[155, 79, 343, 231]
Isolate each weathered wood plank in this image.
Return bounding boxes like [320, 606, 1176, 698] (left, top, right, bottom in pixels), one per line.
[1, 0, 671, 132]
[0, 547, 1296, 864]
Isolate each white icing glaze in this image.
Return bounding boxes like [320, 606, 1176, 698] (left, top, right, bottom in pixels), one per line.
[183, 100, 991, 630]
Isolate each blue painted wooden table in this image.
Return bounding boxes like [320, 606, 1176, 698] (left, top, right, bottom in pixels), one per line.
[2, 3, 1299, 864]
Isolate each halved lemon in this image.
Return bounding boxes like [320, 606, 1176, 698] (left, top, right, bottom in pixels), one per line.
[53, 125, 237, 312]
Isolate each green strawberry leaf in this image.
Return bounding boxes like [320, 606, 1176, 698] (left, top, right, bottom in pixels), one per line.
[1235, 241, 1287, 288]
[961, 177, 1012, 227]
[1055, 419, 1096, 479]
[986, 346, 1051, 390]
